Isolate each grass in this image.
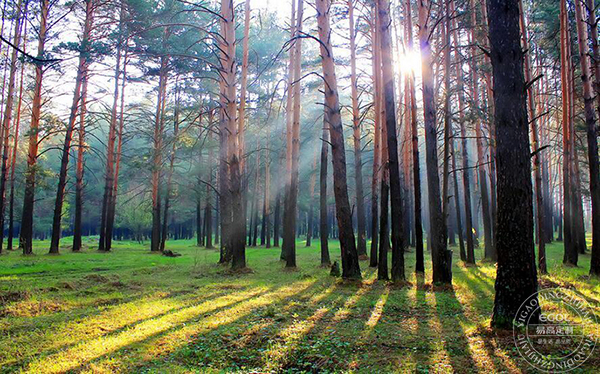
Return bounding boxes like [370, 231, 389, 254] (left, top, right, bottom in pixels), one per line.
[0, 236, 598, 373]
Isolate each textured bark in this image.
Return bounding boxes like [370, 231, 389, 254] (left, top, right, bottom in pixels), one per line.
[20, 0, 49, 255]
[348, 0, 367, 257]
[419, 0, 452, 284]
[319, 115, 331, 265]
[316, 0, 361, 279]
[377, 0, 405, 281]
[519, 0, 546, 273]
[560, 0, 577, 266]
[574, 0, 600, 276]
[441, 0, 452, 244]
[488, 0, 539, 328]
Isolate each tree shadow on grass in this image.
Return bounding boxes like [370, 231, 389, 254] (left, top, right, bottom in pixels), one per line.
[67, 278, 332, 373]
[432, 286, 479, 372]
[19, 280, 306, 373]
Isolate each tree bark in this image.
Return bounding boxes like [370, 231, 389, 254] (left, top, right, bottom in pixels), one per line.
[406, 0, 424, 273]
[319, 111, 331, 265]
[0, 0, 22, 254]
[488, 0, 539, 328]
[316, 0, 361, 279]
[419, 0, 452, 284]
[574, 0, 600, 276]
[348, 0, 367, 257]
[282, 0, 304, 268]
[20, 0, 49, 255]
[519, 0, 546, 273]
[377, 0, 405, 281]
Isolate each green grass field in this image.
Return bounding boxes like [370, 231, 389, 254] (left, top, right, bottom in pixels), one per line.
[0, 236, 598, 373]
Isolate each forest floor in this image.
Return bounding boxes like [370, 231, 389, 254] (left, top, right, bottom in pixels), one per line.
[0, 237, 598, 373]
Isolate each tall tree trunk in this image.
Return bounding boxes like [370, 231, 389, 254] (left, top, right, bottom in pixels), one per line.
[73, 52, 89, 252]
[150, 54, 168, 252]
[220, 0, 245, 269]
[574, 0, 600, 276]
[488, 0, 539, 328]
[19, 0, 49, 255]
[8, 13, 26, 252]
[0, 0, 22, 254]
[469, 0, 494, 261]
[99, 6, 125, 252]
[406, 0, 424, 273]
[377, 0, 405, 281]
[160, 88, 181, 251]
[316, 0, 361, 279]
[419, 0, 452, 284]
[348, 0, 367, 257]
[369, 18, 381, 268]
[519, 0, 546, 273]
[561, 0, 577, 266]
[450, 1, 475, 263]
[319, 111, 331, 265]
[282, 0, 304, 268]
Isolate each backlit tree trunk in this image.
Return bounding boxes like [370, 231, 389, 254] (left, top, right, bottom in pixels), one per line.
[574, 0, 600, 276]
[348, 0, 367, 257]
[369, 17, 381, 268]
[0, 0, 22, 254]
[418, 0, 452, 284]
[316, 0, 361, 279]
[49, 0, 94, 254]
[282, 0, 304, 268]
[406, 0, 424, 273]
[488, 0, 539, 328]
[319, 111, 331, 265]
[377, 0, 405, 282]
[20, 0, 49, 255]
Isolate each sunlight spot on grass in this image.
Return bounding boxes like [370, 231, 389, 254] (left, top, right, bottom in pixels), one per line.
[365, 288, 388, 330]
[23, 286, 277, 373]
[88, 281, 317, 372]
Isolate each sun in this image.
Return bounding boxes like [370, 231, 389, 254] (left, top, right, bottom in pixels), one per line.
[396, 49, 422, 77]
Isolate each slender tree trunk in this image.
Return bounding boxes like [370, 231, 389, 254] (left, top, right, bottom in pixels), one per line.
[73, 54, 89, 252]
[348, 0, 367, 257]
[469, 0, 494, 261]
[8, 14, 26, 251]
[307, 152, 317, 247]
[316, 0, 361, 279]
[377, 0, 405, 281]
[450, 1, 475, 263]
[574, 0, 600, 275]
[0, 0, 22, 254]
[406, 0, 424, 273]
[561, 0, 577, 266]
[369, 18, 381, 268]
[282, 0, 304, 268]
[150, 54, 168, 252]
[319, 111, 331, 265]
[419, 0, 452, 284]
[488, 0, 539, 328]
[519, 0, 546, 273]
[20, 0, 49, 255]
